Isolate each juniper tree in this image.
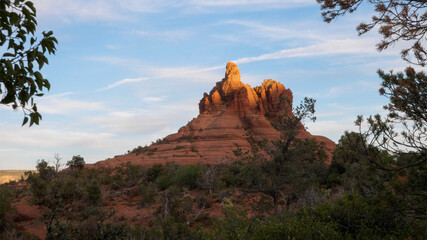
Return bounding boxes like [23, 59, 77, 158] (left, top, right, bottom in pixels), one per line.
[317, 0, 427, 66]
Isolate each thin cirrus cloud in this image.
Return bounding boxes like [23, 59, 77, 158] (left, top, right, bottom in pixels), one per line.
[98, 38, 378, 91]
[83, 106, 196, 134]
[0, 126, 115, 149]
[133, 30, 193, 42]
[84, 114, 170, 134]
[36, 93, 104, 115]
[142, 97, 166, 103]
[219, 19, 329, 42]
[96, 65, 224, 91]
[100, 77, 150, 91]
[233, 38, 377, 64]
[33, 0, 316, 22]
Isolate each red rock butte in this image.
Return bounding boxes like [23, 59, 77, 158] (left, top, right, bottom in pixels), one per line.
[93, 62, 336, 168]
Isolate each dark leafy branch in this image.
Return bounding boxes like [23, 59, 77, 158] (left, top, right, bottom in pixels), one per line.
[355, 67, 426, 171]
[0, 0, 58, 126]
[317, 0, 427, 66]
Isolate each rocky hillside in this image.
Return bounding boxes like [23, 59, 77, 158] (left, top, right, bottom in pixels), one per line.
[94, 62, 335, 168]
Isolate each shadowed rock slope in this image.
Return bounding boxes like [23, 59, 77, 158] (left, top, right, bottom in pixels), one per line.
[94, 62, 335, 168]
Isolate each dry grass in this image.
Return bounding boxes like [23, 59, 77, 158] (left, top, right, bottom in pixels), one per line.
[0, 170, 34, 184]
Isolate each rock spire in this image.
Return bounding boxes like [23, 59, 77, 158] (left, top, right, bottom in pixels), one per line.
[93, 62, 336, 168]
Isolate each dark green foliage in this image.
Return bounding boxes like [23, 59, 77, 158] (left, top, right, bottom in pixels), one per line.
[147, 164, 164, 182]
[172, 164, 204, 189]
[46, 221, 135, 240]
[191, 145, 197, 152]
[379, 67, 427, 122]
[195, 194, 211, 209]
[26, 171, 48, 205]
[109, 173, 125, 190]
[212, 208, 252, 240]
[0, 185, 13, 233]
[219, 160, 246, 188]
[148, 216, 207, 240]
[317, 0, 427, 66]
[35, 159, 55, 181]
[120, 163, 144, 187]
[180, 134, 196, 142]
[0, 0, 58, 126]
[129, 145, 147, 154]
[173, 145, 186, 150]
[153, 138, 168, 144]
[66, 155, 85, 170]
[156, 174, 173, 191]
[317, 192, 418, 239]
[250, 214, 340, 240]
[86, 179, 101, 205]
[139, 182, 157, 207]
[155, 164, 204, 190]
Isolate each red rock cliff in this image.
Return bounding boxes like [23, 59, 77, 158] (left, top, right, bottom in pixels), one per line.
[93, 62, 335, 168]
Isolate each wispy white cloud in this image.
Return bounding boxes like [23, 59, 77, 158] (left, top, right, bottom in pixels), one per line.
[83, 100, 198, 134]
[220, 19, 327, 42]
[33, 0, 316, 22]
[186, 0, 314, 7]
[85, 114, 170, 134]
[306, 120, 357, 142]
[0, 126, 115, 148]
[33, 0, 129, 21]
[100, 77, 150, 91]
[96, 38, 380, 91]
[180, 0, 315, 13]
[142, 97, 166, 102]
[233, 38, 377, 64]
[37, 94, 104, 115]
[97, 65, 223, 91]
[133, 30, 193, 42]
[0, 123, 144, 169]
[326, 103, 385, 113]
[320, 81, 380, 99]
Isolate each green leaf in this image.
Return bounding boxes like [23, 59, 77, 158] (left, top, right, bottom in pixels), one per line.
[5, 61, 13, 71]
[10, 12, 19, 25]
[22, 7, 31, 18]
[22, 116, 29, 126]
[3, 52, 15, 57]
[34, 71, 42, 81]
[0, 93, 15, 104]
[24, 1, 36, 14]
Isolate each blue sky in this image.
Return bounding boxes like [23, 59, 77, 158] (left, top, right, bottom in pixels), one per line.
[0, 0, 412, 169]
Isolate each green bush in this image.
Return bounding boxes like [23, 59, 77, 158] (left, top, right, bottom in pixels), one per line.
[316, 192, 412, 239]
[66, 155, 85, 170]
[219, 161, 245, 188]
[172, 164, 204, 189]
[251, 214, 340, 240]
[156, 174, 172, 190]
[26, 172, 48, 205]
[109, 174, 125, 190]
[86, 179, 101, 205]
[122, 163, 143, 187]
[139, 183, 157, 207]
[36, 159, 55, 181]
[147, 164, 164, 182]
[0, 185, 13, 233]
[149, 216, 207, 240]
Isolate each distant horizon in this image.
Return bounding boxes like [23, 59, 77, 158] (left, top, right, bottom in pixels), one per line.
[0, 0, 415, 169]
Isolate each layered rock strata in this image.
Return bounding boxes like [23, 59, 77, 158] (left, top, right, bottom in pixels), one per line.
[94, 62, 335, 168]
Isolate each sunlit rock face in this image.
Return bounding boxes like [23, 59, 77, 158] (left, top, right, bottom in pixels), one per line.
[93, 62, 335, 168]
